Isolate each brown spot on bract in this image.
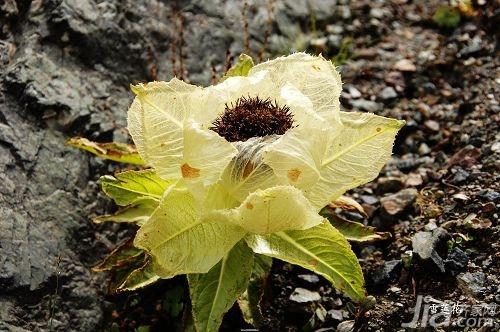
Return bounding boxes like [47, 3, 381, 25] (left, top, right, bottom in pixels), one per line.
[308, 259, 318, 266]
[242, 162, 254, 179]
[245, 202, 254, 210]
[376, 127, 381, 132]
[287, 168, 301, 182]
[312, 64, 321, 71]
[181, 163, 200, 179]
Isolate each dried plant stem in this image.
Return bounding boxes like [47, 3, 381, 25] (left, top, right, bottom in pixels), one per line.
[258, 0, 274, 62]
[242, 0, 250, 55]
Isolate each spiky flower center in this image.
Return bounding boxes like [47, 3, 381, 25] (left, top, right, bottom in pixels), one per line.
[210, 96, 294, 142]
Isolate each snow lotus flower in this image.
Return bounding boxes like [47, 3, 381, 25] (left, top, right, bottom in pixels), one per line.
[127, 53, 404, 305]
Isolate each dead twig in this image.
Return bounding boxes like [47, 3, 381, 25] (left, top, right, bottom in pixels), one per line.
[258, 0, 274, 62]
[242, 0, 250, 56]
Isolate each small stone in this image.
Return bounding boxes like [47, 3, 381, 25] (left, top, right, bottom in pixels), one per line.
[424, 220, 438, 231]
[350, 99, 382, 112]
[337, 320, 355, 332]
[328, 309, 344, 321]
[345, 85, 361, 99]
[418, 143, 431, 155]
[411, 228, 451, 273]
[452, 193, 470, 201]
[388, 286, 402, 294]
[370, 260, 402, 287]
[405, 173, 423, 186]
[424, 120, 440, 132]
[394, 59, 416, 72]
[477, 190, 500, 202]
[289, 288, 321, 303]
[457, 272, 486, 299]
[376, 177, 405, 194]
[378, 86, 398, 100]
[380, 188, 418, 220]
[491, 141, 500, 152]
[444, 248, 468, 276]
[360, 195, 378, 205]
[450, 168, 469, 184]
[369, 8, 384, 19]
[298, 274, 320, 283]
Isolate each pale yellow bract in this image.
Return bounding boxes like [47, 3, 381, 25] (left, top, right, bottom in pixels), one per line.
[127, 53, 404, 284]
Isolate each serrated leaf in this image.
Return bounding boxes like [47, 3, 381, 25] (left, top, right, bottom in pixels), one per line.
[221, 54, 254, 81]
[188, 240, 254, 332]
[245, 220, 365, 302]
[321, 207, 391, 243]
[92, 238, 144, 272]
[238, 254, 272, 326]
[67, 137, 145, 165]
[93, 200, 158, 226]
[100, 169, 174, 206]
[134, 188, 246, 278]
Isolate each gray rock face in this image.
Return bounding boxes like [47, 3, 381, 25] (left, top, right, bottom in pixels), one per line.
[0, 0, 339, 330]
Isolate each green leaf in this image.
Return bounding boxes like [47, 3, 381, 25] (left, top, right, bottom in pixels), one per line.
[188, 240, 254, 332]
[238, 255, 272, 327]
[134, 188, 247, 278]
[93, 200, 158, 226]
[67, 137, 145, 165]
[320, 207, 391, 243]
[100, 169, 174, 206]
[220, 54, 254, 81]
[245, 220, 366, 302]
[433, 5, 461, 28]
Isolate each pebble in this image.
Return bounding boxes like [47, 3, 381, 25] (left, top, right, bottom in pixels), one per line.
[450, 168, 469, 184]
[424, 119, 440, 132]
[418, 143, 431, 155]
[394, 59, 416, 72]
[378, 86, 398, 100]
[457, 272, 486, 299]
[380, 188, 418, 220]
[370, 260, 402, 287]
[376, 176, 405, 194]
[444, 248, 468, 276]
[491, 141, 500, 152]
[328, 309, 344, 321]
[298, 274, 320, 283]
[411, 228, 451, 273]
[337, 320, 355, 332]
[405, 173, 423, 186]
[350, 99, 381, 112]
[289, 288, 321, 303]
[345, 85, 361, 99]
[452, 193, 470, 201]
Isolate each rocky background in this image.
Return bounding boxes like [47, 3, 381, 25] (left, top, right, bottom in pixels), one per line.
[0, 0, 498, 331]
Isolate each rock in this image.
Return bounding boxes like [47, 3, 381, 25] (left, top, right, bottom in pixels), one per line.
[289, 288, 321, 303]
[337, 320, 355, 332]
[376, 177, 405, 194]
[418, 143, 431, 155]
[370, 260, 402, 287]
[457, 272, 486, 299]
[380, 188, 418, 220]
[452, 193, 470, 201]
[424, 120, 440, 132]
[350, 99, 382, 112]
[298, 274, 320, 283]
[477, 189, 500, 202]
[378, 86, 397, 100]
[394, 59, 416, 72]
[491, 141, 500, 152]
[444, 248, 469, 276]
[328, 309, 344, 321]
[405, 173, 424, 186]
[411, 228, 451, 273]
[450, 168, 470, 184]
[345, 85, 362, 99]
